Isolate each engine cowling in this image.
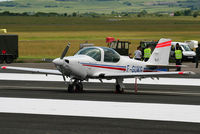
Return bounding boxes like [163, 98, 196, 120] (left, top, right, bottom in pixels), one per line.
[68, 59, 87, 80]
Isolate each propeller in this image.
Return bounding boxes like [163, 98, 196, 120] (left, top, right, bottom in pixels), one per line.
[60, 42, 70, 59]
[59, 42, 70, 84]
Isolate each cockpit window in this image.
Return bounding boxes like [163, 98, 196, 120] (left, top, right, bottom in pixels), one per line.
[76, 47, 101, 61]
[102, 47, 120, 62]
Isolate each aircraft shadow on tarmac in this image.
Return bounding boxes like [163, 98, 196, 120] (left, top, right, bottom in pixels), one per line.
[0, 87, 198, 97]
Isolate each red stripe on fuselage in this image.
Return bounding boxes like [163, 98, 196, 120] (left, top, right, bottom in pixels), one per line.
[156, 41, 171, 48]
[83, 64, 126, 71]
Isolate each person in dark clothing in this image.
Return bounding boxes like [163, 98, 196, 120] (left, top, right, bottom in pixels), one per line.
[196, 43, 200, 68]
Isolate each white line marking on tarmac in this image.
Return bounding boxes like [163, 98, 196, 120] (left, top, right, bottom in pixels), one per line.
[0, 73, 200, 86]
[0, 97, 200, 123]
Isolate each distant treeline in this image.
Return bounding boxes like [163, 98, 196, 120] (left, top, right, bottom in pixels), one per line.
[174, 9, 199, 17]
[0, 9, 199, 17]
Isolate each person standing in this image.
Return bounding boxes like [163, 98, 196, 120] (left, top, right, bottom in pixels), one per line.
[175, 43, 182, 71]
[196, 43, 200, 68]
[134, 46, 142, 60]
[143, 45, 151, 62]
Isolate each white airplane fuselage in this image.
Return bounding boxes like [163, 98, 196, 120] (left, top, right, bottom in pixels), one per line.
[53, 49, 148, 80]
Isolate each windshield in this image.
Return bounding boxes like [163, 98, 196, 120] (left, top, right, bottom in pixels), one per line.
[76, 47, 101, 61]
[181, 45, 191, 51]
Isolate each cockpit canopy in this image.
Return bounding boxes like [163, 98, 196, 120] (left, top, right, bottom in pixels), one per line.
[76, 47, 120, 62]
[76, 47, 101, 61]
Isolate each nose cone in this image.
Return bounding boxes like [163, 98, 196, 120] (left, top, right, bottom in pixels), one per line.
[53, 58, 63, 66]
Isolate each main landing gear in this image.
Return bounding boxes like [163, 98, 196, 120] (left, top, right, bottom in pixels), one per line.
[67, 79, 83, 93]
[66, 78, 138, 93]
[115, 78, 125, 93]
[115, 78, 139, 94]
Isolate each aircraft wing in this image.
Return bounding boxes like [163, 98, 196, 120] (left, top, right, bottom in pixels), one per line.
[1, 66, 62, 75]
[95, 71, 194, 79]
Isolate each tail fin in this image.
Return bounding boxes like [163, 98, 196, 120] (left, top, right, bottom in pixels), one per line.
[147, 38, 171, 65]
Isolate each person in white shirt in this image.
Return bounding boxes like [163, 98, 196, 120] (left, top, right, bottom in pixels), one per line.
[134, 46, 142, 61]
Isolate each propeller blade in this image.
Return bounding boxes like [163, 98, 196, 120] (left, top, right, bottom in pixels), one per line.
[60, 42, 70, 59]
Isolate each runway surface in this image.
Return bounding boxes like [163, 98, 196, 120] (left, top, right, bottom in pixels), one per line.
[0, 68, 200, 133]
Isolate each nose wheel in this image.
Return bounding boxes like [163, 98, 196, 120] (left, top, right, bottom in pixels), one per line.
[68, 80, 83, 93]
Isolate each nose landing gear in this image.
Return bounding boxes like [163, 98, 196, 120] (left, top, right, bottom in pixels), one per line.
[68, 79, 83, 93]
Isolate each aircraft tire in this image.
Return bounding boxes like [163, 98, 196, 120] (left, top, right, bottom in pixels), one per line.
[75, 82, 83, 92]
[115, 84, 121, 93]
[68, 84, 74, 93]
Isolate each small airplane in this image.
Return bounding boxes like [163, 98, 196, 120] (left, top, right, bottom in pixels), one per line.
[1, 38, 194, 93]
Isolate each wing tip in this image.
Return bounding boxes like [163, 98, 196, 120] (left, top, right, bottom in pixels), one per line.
[178, 71, 195, 75]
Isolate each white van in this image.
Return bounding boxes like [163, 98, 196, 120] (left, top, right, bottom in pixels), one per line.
[171, 42, 196, 61]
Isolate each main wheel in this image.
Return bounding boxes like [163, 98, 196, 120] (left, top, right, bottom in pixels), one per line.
[115, 84, 121, 93]
[68, 84, 75, 93]
[75, 82, 83, 92]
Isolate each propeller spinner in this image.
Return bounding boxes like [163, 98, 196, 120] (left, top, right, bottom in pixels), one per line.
[53, 42, 71, 83]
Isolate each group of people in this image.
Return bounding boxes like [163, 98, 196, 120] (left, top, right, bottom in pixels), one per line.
[133, 45, 152, 62]
[132, 43, 183, 71]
